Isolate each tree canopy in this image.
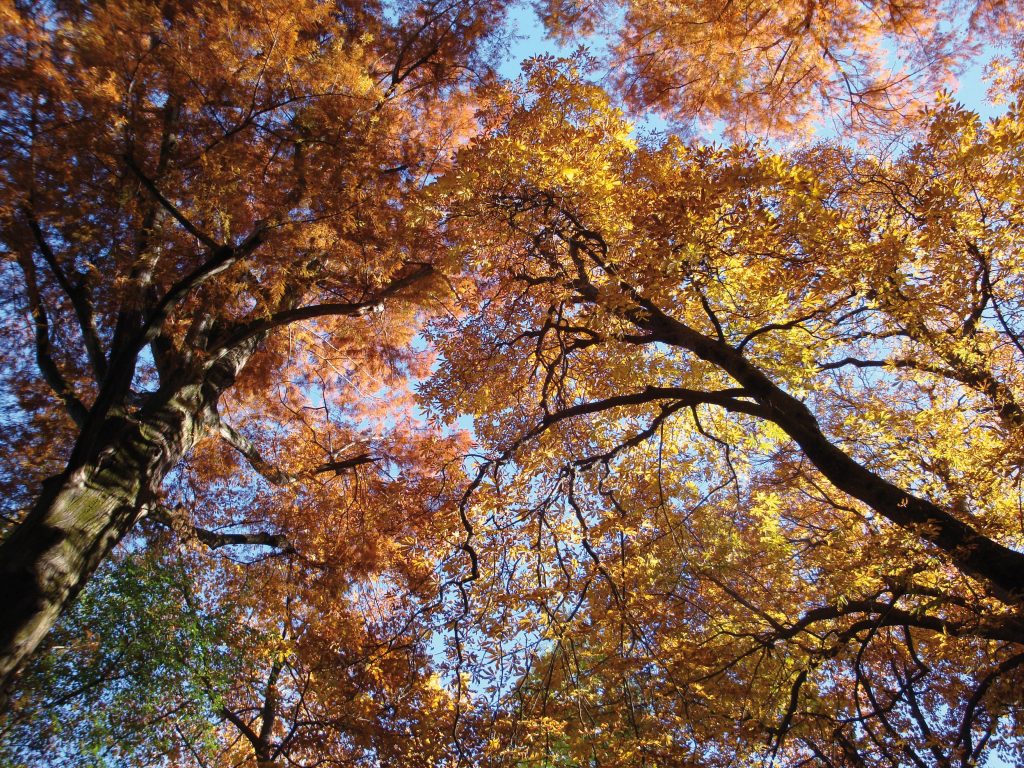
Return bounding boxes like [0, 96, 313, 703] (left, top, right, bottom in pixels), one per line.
[2, 0, 1024, 766]
[539, 0, 1018, 135]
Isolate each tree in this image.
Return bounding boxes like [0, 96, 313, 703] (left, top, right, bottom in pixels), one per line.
[425, 58, 1024, 765]
[6, 1, 1024, 765]
[0, 0, 500, 696]
[538, 0, 1022, 135]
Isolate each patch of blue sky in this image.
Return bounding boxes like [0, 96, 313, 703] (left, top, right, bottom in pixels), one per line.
[499, 4, 574, 80]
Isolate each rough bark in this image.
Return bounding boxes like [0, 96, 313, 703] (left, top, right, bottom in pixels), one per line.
[0, 344, 255, 695]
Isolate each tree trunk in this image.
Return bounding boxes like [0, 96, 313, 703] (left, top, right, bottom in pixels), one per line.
[0, 366, 240, 695]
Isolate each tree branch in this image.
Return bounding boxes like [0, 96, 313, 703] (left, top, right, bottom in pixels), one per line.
[123, 155, 221, 251]
[955, 650, 1024, 764]
[529, 385, 764, 440]
[134, 226, 266, 353]
[148, 504, 293, 553]
[212, 263, 434, 354]
[14, 250, 88, 427]
[195, 528, 292, 552]
[558, 230, 1024, 602]
[216, 418, 296, 486]
[819, 354, 1024, 429]
[765, 598, 1024, 646]
[220, 706, 264, 752]
[620, 291, 1024, 604]
[737, 307, 824, 352]
[122, 153, 268, 354]
[214, 415, 378, 487]
[22, 208, 107, 381]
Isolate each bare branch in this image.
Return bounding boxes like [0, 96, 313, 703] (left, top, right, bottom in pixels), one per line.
[530, 385, 764, 439]
[195, 528, 292, 552]
[147, 504, 293, 553]
[314, 455, 378, 474]
[216, 418, 296, 486]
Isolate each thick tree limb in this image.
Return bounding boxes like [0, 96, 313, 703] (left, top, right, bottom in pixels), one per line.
[220, 706, 263, 751]
[0, 351, 255, 692]
[77, 181, 266, 459]
[195, 528, 292, 552]
[314, 455, 378, 474]
[256, 660, 282, 751]
[216, 419, 296, 486]
[148, 505, 293, 553]
[71, 234, 262, 465]
[631, 297, 1024, 603]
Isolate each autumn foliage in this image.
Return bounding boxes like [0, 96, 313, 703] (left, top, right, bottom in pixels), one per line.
[2, 0, 1024, 766]
[540, 0, 1019, 135]
[0, 0, 490, 761]
[424, 57, 1024, 765]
